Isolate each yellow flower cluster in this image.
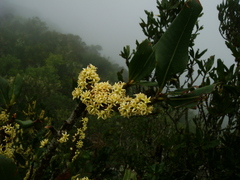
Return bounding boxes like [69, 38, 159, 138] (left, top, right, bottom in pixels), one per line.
[0, 124, 17, 159]
[58, 131, 69, 143]
[72, 176, 90, 180]
[0, 110, 9, 124]
[78, 177, 90, 180]
[72, 117, 88, 161]
[40, 139, 49, 148]
[72, 117, 88, 149]
[72, 64, 153, 119]
[119, 93, 153, 118]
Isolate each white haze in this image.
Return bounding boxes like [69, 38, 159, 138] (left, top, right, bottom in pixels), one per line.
[3, 0, 233, 68]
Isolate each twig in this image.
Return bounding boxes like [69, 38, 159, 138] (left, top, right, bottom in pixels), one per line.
[33, 102, 86, 180]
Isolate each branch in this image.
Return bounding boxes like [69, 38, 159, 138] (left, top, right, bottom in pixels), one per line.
[33, 102, 86, 180]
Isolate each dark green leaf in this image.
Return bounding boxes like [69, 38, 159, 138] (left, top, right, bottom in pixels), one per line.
[134, 81, 158, 87]
[197, 48, 208, 59]
[0, 154, 20, 180]
[154, 0, 202, 90]
[196, 60, 205, 73]
[205, 56, 214, 72]
[15, 119, 35, 128]
[216, 59, 227, 80]
[183, 84, 216, 97]
[117, 69, 124, 82]
[168, 84, 216, 108]
[202, 140, 220, 150]
[128, 39, 156, 83]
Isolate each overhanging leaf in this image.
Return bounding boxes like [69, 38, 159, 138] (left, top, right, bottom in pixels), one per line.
[181, 84, 216, 97]
[168, 84, 216, 108]
[128, 39, 155, 83]
[154, 0, 202, 91]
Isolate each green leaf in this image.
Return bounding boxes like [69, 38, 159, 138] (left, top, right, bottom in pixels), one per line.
[202, 140, 220, 150]
[168, 87, 195, 96]
[0, 76, 10, 108]
[196, 60, 205, 73]
[0, 154, 20, 180]
[205, 56, 215, 72]
[168, 84, 216, 108]
[15, 119, 35, 128]
[216, 59, 227, 80]
[128, 39, 155, 83]
[134, 81, 158, 87]
[182, 84, 216, 97]
[8, 74, 23, 106]
[167, 97, 200, 108]
[122, 169, 137, 180]
[154, 0, 202, 90]
[197, 48, 208, 58]
[117, 69, 124, 82]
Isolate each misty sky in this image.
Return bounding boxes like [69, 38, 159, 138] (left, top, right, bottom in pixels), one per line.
[3, 0, 233, 67]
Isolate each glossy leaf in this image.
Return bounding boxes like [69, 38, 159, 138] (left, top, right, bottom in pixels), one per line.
[154, 0, 202, 90]
[15, 119, 35, 128]
[128, 39, 155, 83]
[134, 81, 158, 87]
[168, 84, 216, 108]
[205, 56, 215, 72]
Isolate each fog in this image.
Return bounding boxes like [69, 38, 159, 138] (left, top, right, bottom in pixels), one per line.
[2, 0, 233, 67]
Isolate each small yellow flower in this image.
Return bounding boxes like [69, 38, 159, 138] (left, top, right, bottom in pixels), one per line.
[0, 110, 9, 123]
[58, 131, 69, 143]
[72, 117, 88, 149]
[3, 124, 15, 136]
[76, 140, 83, 149]
[39, 110, 45, 119]
[72, 150, 81, 162]
[79, 177, 90, 180]
[40, 139, 49, 148]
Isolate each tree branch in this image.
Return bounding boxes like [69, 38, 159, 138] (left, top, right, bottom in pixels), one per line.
[33, 102, 86, 180]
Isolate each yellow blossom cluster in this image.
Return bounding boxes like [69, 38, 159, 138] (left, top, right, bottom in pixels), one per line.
[72, 117, 88, 149]
[72, 64, 153, 119]
[72, 117, 88, 161]
[40, 139, 49, 148]
[0, 124, 18, 159]
[119, 93, 153, 118]
[58, 131, 69, 143]
[0, 110, 9, 124]
[78, 177, 90, 180]
[72, 176, 90, 180]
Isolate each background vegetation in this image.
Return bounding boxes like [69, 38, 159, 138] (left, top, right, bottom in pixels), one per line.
[0, 14, 124, 122]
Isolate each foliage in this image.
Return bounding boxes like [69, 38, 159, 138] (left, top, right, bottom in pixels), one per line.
[0, 14, 123, 121]
[217, 0, 240, 63]
[0, 0, 240, 180]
